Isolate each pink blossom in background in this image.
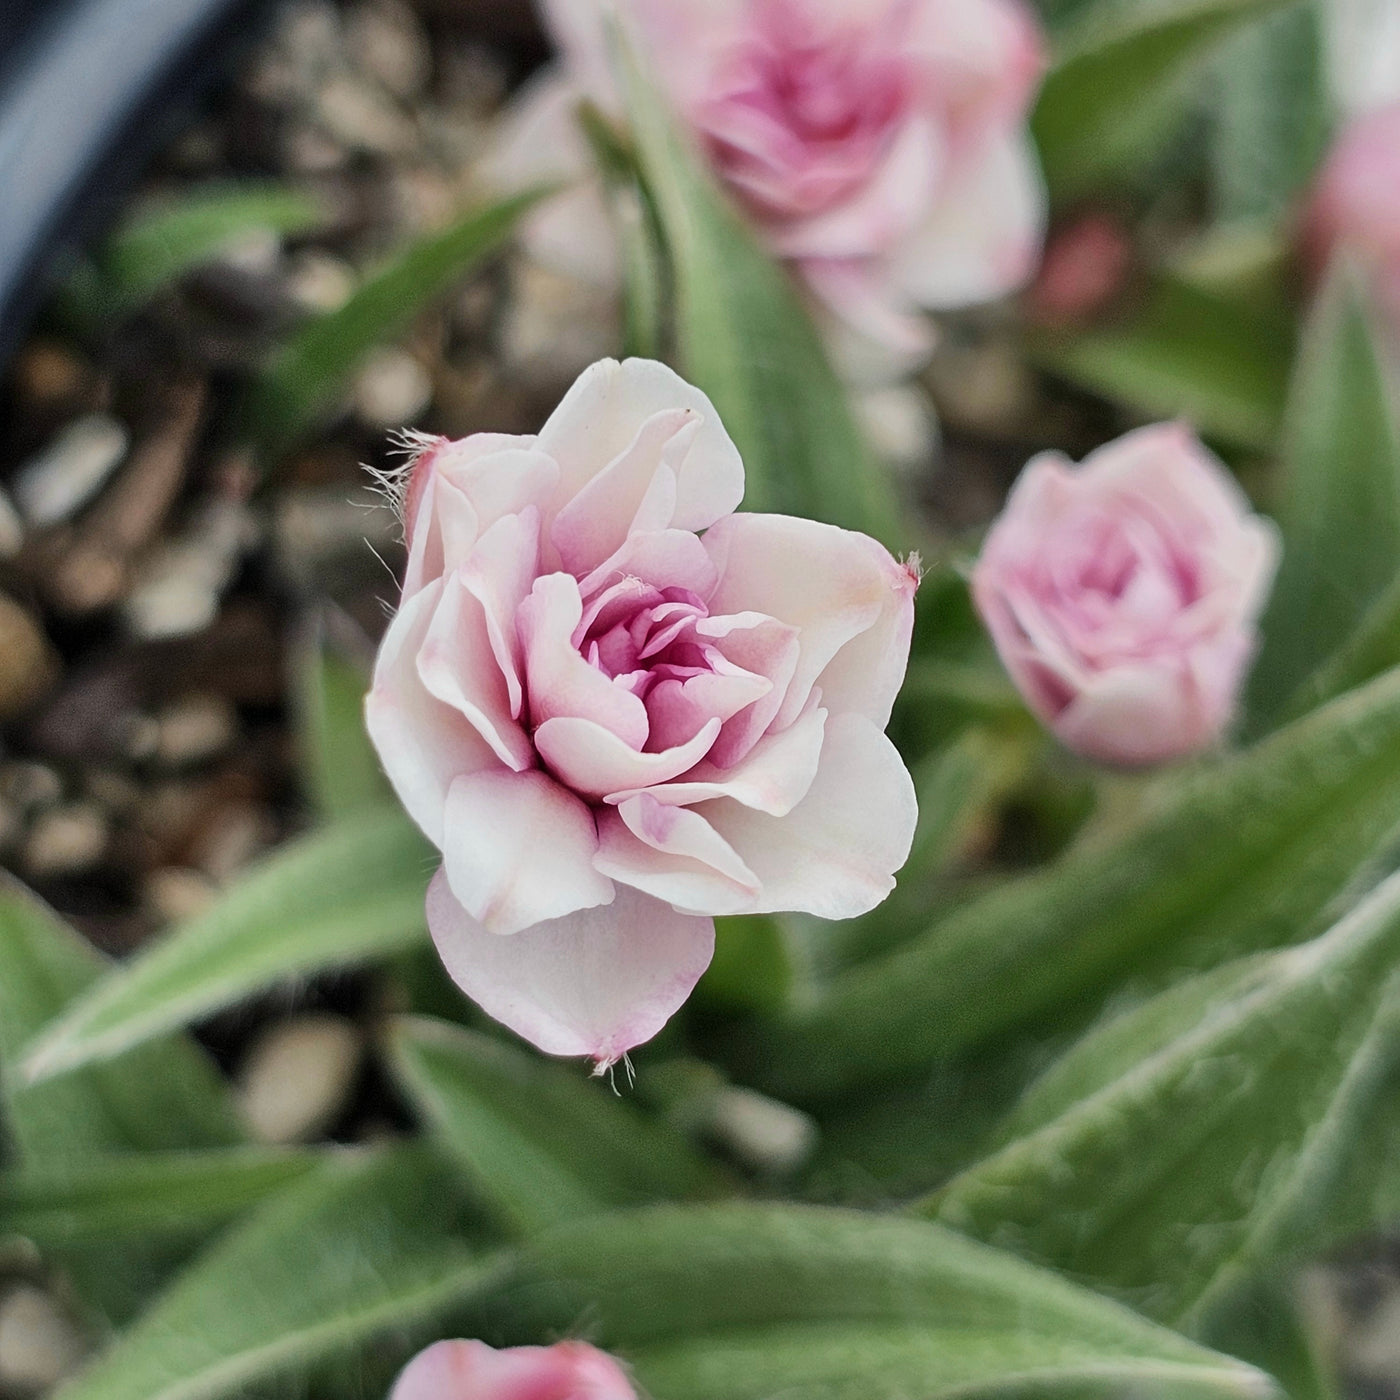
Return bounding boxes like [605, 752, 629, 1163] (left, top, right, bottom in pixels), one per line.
[490, 0, 1047, 381]
[389, 1340, 637, 1400]
[1304, 101, 1400, 328]
[972, 424, 1279, 768]
[366, 357, 917, 1064]
[1026, 212, 1132, 327]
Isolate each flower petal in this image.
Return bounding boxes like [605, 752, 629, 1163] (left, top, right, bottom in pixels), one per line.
[520, 572, 650, 747]
[703, 512, 917, 728]
[427, 871, 714, 1062]
[595, 798, 760, 914]
[891, 131, 1046, 308]
[537, 359, 744, 533]
[534, 715, 722, 799]
[703, 712, 917, 919]
[441, 769, 614, 935]
[365, 578, 495, 847]
[418, 570, 533, 772]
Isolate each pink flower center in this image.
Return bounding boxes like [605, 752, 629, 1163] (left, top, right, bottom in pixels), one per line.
[695, 0, 912, 220]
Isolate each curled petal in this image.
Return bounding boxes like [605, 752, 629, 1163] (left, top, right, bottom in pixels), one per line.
[428, 872, 714, 1062]
[595, 797, 760, 914]
[441, 769, 614, 936]
[537, 359, 744, 533]
[534, 715, 722, 800]
[365, 578, 494, 847]
[704, 513, 917, 728]
[705, 712, 917, 919]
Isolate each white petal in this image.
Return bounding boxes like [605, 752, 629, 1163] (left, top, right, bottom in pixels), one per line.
[365, 579, 495, 847]
[595, 798, 760, 914]
[704, 713, 917, 920]
[441, 769, 614, 935]
[537, 359, 744, 532]
[703, 512, 917, 728]
[534, 715, 722, 799]
[427, 871, 714, 1063]
[418, 569, 533, 772]
[892, 132, 1046, 309]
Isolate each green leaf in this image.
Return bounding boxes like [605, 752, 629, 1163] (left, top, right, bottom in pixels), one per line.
[1033, 0, 1297, 199]
[617, 33, 899, 542]
[246, 189, 547, 458]
[739, 665, 1400, 1101]
[0, 1146, 319, 1247]
[697, 915, 794, 1013]
[292, 620, 389, 821]
[0, 878, 241, 1157]
[0, 878, 241, 1320]
[1208, 2, 1329, 223]
[469, 1204, 1273, 1400]
[24, 809, 432, 1081]
[67, 182, 324, 322]
[925, 867, 1400, 1330]
[387, 1017, 722, 1236]
[1247, 264, 1400, 727]
[1027, 275, 1292, 450]
[52, 1146, 488, 1400]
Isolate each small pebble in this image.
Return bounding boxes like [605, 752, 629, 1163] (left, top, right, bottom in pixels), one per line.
[316, 73, 417, 156]
[237, 1013, 364, 1143]
[0, 594, 58, 718]
[345, 0, 431, 101]
[705, 1087, 818, 1176]
[0, 798, 22, 853]
[144, 866, 218, 924]
[353, 347, 433, 427]
[14, 414, 129, 526]
[0, 762, 62, 813]
[282, 123, 349, 174]
[22, 802, 109, 880]
[124, 500, 259, 640]
[213, 227, 283, 277]
[10, 341, 90, 411]
[153, 695, 239, 768]
[284, 250, 355, 313]
[0, 1286, 87, 1392]
[190, 801, 274, 882]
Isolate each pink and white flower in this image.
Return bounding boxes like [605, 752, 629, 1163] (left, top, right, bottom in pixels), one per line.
[972, 424, 1279, 767]
[389, 1340, 636, 1400]
[491, 0, 1047, 380]
[367, 358, 917, 1063]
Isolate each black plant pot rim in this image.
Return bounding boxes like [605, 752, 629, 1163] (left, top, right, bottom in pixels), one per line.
[0, 0, 276, 367]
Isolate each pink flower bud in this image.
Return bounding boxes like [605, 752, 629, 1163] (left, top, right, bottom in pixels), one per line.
[389, 1341, 637, 1400]
[1026, 213, 1132, 326]
[972, 424, 1279, 767]
[366, 358, 917, 1064]
[1304, 101, 1400, 326]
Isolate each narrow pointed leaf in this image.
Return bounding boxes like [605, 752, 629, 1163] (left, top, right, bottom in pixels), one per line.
[388, 1017, 723, 1235]
[617, 33, 898, 541]
[292, 622, 389, 821]
[1248, 263, 1400, 725]
[0, 878, 241, 1319]
[247, 188, 547, 457]
[468, 1204, 1273, 1400]
[741, 665, 1400, 1100]
[53, 1146, 487, 1400]
[25, 809, 432, 1081]
[925, 867, 1400, 1329]
[1034, 0, 1297, 198]
[0, 1146, 319, 1247]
